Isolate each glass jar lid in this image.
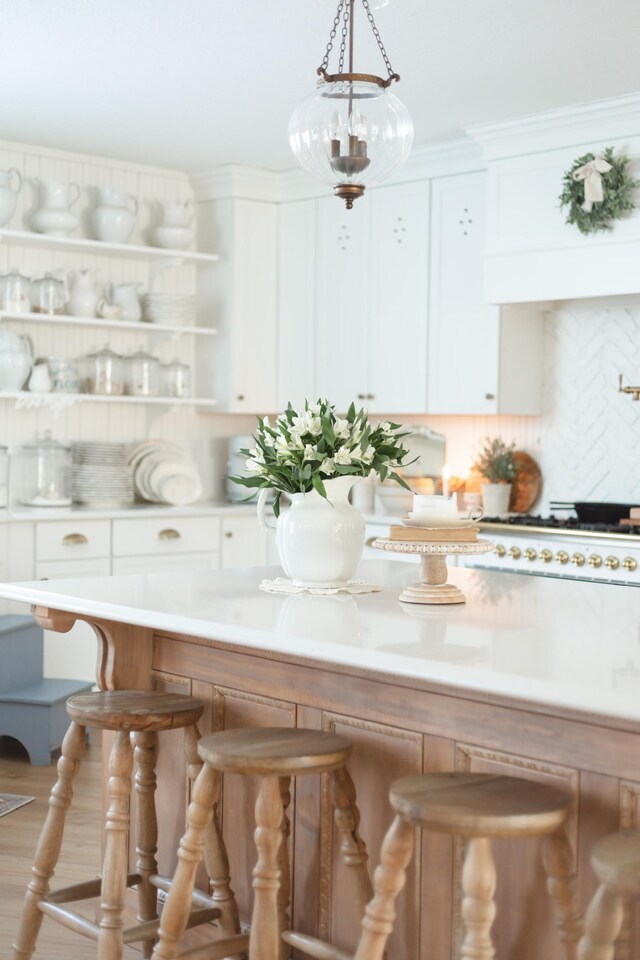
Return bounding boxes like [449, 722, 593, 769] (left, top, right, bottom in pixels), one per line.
[21, 429, 70, 452]
[87, 344, 122, 360]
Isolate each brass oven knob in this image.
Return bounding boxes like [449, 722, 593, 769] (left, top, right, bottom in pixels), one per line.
[571, 553, 586, 567]
[507, 546, 521, 560]
[524, 548, 537, 561]
[605, 556, 620, 570]
[622, 556, 638, 572]
[494, 544, 506, 557]
[555, 550, 569, 565]
[587, 554, 602, 568]
[540, 549, 553, 563]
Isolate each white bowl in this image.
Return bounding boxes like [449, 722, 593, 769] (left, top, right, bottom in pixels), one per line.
[152, 225, 195, 250]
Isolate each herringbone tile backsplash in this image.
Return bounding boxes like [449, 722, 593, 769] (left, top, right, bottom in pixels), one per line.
[425, 307, 640, 510]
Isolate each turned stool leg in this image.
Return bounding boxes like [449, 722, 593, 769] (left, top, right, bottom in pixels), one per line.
[460, 837, 497, 960]
[249, 775, 284, 960]
[184, 723, 240, 939]
[353, 814, 415, 960]
[331, 765, 373, 914]
[12, 721, 87, 960]
[277, 776, 292, 960]
[543, 828, 584, 960]
[151, 763, 219, 960]
[98, 729, 134, 960]
[577, 886, 625, 960]
[134, 730, 159, 959]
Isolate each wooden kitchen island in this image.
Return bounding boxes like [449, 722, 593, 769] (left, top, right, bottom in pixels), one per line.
[3, 559, 640, 960]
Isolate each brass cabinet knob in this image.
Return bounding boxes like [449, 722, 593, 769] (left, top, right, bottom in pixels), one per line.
[224, 531, 233, 538]
[485, 392, 496, 401]
[158, 528, 181, 540]
[236, 394, 245, 401]
[494, 544, 506, 557]
[357, 393, 366, 400]
[523, 548, 537, 561]
[571, 553, 585, 567]
[622, 556, 638, 571]
[540, 549, 553, 563]
[587, 554, 602, 568]
[605, 556, 620, 570]
[555, 550, 569, 565]
[507, 546, 521, 560]
[62, 532, 88, 546]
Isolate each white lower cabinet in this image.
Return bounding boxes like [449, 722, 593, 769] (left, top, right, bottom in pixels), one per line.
[112, 516, 221, 557]
[111, 553, 220, 575]
[221, 515, 268, 569]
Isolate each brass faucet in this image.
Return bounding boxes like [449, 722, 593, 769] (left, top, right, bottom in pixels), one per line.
[618, 373, 640, 401]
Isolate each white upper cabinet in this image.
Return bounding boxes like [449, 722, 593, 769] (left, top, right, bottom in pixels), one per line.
[368, 181, 430, 413]
[428, 172, 543, 415]
[277, 199, 317, 410]
[315, 197, 370, 411]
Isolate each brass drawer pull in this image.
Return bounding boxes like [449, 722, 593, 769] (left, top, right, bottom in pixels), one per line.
[62, 533, 88, 546]
[158, 528, 181, 541]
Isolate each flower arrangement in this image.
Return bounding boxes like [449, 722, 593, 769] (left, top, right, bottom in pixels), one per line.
[229, 399, 413, 515]
[473, 437, 517, 485]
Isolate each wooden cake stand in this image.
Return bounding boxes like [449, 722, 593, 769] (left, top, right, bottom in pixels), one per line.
[371, 537, 495, 604]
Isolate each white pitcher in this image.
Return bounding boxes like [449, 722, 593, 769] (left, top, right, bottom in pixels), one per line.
[0, 168, 22, 228]
[158, 199, 193, 228]
[104, 281, 142, 322]
[32, 177, 80, 236]
[65, 268, 101, 318]
[92, 185, 138, 244]
[258, 476, 365, 587]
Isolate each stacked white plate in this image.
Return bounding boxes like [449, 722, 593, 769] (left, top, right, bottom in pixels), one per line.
[143, 293, 195, 327]
[71, 442, 134, 507]
[129, 440, 202, 506]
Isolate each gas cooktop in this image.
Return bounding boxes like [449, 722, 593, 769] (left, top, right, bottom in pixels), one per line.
[481, 515, 640, 536]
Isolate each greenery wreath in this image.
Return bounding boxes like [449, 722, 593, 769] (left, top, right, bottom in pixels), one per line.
[559, 146, 638, 235]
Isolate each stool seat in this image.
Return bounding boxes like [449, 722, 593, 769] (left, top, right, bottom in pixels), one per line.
[590, 829, 640, 897]
[66, 690, 204, 732]
[197, 727, 352, 775]
[390, 772, 572, 838]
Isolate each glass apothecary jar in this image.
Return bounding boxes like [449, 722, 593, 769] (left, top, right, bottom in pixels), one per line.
[16, 431, 71, 507]
[0, 268, 31, 313]
[32, 272, 68, 315]
[125, 350, 160, 397]
[161, 358, 191, 398]
[47, 357, 80, 393]
[79, 345, 124, 396]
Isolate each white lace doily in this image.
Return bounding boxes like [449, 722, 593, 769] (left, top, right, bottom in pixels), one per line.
[260, 577, 382, 596]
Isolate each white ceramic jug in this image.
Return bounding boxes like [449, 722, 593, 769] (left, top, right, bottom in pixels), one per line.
[104, 281, 142, 322]
[0, 331, 33, 391]
[0, 168, 22, 228]
[258, 476, 365, 587]
[65, 268, 101, 318]
[92, 185, 138, 244]
[32, 177, 80, 236]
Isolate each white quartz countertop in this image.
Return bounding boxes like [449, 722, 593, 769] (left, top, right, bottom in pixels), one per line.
[1, 560, 638, 724]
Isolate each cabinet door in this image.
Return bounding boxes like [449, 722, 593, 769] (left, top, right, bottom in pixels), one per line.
[221, 516, 268, 569]
[315, 197, 370, 412]
[428, 172, 500, 414]
[278, 200, 316, 410]
[368, 181, 430, 412]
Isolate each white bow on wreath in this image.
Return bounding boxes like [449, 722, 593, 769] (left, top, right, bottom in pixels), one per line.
[572, 155, 612, 213]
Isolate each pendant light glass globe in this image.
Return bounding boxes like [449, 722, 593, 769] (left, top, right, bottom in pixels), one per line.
[289, 79, 414, 207]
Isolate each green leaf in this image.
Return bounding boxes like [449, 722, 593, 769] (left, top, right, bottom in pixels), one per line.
[311, 474, 328, 500]
[273, 492, 281, 518]
[347, 402, 356, 423]
[389, 470, 411, 491]
[322, 419, 336, 447]
[379, 464, 388, 483]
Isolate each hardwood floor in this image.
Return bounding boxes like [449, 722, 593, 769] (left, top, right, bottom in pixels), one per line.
[0, 734, 138, 959]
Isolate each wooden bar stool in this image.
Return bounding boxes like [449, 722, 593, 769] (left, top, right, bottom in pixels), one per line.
[577, 829, 640, 959]
[150, 727, 372, 960]
[350, 772, 583, 960]
[13, 690, 242, 960]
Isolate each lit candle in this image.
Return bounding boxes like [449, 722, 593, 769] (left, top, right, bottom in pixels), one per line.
[442, 464, 451, 499]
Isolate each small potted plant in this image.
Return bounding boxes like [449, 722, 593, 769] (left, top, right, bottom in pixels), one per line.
[229, 399, 412, 587]
[473, 437, 517, 516]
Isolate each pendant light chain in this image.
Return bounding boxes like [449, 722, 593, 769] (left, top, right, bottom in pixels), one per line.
[361, 0, 399, 81]
[317, 0, 400, 83]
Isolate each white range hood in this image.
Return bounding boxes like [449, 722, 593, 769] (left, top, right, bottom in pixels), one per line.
[467, 93, 640, 304]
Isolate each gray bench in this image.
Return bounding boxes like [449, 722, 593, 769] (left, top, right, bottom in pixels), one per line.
[0, 614, 93, 765]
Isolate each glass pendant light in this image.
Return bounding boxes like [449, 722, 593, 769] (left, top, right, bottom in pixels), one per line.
[289, 0, 414, 209]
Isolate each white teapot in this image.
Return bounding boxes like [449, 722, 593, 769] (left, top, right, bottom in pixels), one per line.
[92, 185, 138, 244]
[65, 268, 101, 318]
[0, 330, 33, 391]
[32, 177, 81, 237]
[103, 281, 142, 322]
[0, 168, 22, 228]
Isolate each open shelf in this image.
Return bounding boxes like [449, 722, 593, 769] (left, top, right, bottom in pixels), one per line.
[0, 310, 217, 338]
[0, 228, 219, 263]
[0, 391, 218, 409]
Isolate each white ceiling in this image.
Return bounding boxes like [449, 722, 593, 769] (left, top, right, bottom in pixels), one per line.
[2, 0, 640, 174]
